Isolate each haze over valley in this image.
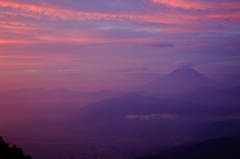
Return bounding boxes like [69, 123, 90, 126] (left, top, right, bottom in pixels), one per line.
[1, 67, 240, 159]
[1, 0, 240, 158]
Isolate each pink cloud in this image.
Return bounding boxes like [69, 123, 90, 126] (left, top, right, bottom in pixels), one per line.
[170, 60, 196, 69]
[1, 0, 238, 27]
[152, 0, 240, 10]
[1, 0, 239, 46]
[0, 0, 239, 91]
[127, 113, 178, 120]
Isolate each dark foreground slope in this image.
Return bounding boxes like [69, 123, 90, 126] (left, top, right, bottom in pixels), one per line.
[157, 138, 240, 159]
[190, 119, 240, 140]
[135, 138, 240, 159]
[0, 136, 31, 159]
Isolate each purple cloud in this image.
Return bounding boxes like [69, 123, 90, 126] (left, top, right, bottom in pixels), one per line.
[0, 0, 239, 91]
[148, 42, 175, 48]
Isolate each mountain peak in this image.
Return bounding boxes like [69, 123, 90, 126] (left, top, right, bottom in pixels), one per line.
[177, 66, 191, 69]
[128, 67, 230, 94]
[164, 66, 205, 79]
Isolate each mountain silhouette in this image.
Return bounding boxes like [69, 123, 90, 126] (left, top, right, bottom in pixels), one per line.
[75, 93, 204, 118]
[129, 66, 230, 94]
[69, 93, 210, 137]
[158, 138, 240, 159]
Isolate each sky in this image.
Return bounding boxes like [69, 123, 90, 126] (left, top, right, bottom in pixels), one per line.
[0, 0, 240, 91]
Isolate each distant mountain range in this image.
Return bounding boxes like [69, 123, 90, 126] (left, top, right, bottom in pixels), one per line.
[0, 88, 123, 107]
[128, 66, 231, 94]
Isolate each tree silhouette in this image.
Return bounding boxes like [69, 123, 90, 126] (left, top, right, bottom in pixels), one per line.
[0, 136, 31, 159]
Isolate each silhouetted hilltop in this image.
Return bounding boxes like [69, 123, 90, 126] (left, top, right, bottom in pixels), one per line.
[0, 136, 31, 159]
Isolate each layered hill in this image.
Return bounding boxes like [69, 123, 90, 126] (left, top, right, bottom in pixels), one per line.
[70, 93, 240, 138]
[154, 86, 240, 107]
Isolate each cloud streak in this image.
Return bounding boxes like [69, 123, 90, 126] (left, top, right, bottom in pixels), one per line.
[0, 0, 240, 91]
[148, 42, 175, 48]
[127, 113, 178, 120]
[152, 0, 240, 10]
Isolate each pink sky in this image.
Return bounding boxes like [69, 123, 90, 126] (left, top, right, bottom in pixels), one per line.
[1, 0, 240, 91]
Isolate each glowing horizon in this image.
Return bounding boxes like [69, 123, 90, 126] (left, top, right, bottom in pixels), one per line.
[1, 0, 240, 91]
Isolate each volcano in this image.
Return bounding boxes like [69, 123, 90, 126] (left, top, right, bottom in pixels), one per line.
[130, 66, 230, 94]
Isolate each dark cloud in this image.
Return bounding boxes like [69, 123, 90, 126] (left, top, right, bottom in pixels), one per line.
[109, 67, 149, 73]
[127, 113, 178, 120]
[148, 42, 175, 48]
[133, 67, 149, 71]
[110, 68, 133, 73]
[126, 73, 164, 80]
